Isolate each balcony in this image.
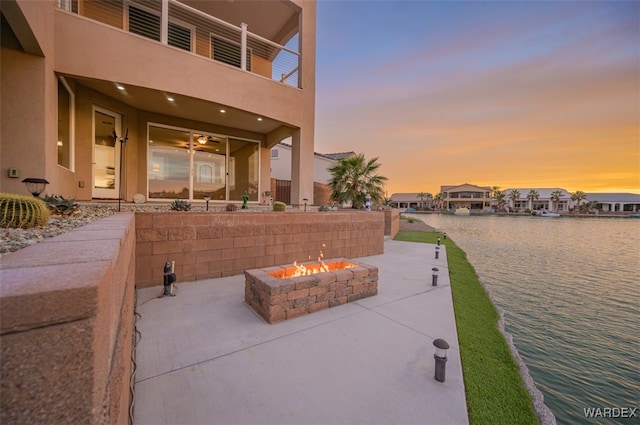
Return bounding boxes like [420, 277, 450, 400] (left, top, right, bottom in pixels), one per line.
[56, 0, 301, 88]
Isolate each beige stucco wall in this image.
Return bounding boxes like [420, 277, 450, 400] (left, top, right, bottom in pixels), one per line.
[1, 0, 316, 203]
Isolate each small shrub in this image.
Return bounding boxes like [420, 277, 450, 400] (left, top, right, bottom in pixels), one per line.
[226, 203, 237, 211]
[273, 201, 286, 212]
[0, 192, 51, 229]
[170, 200, 191, 211]
[43, 194, 79, 215]
[318, 205, 330, 212]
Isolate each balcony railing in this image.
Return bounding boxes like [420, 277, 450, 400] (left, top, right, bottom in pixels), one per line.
[56, 0, 301, 88]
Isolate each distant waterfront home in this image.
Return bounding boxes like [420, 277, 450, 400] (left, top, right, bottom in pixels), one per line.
[441, 184, 492, 212]
[389, 193, 423, 210]
[585, 193, 640, 213]
[503, 188, 572, 213]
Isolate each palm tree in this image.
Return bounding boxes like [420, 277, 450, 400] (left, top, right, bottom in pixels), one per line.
[570, 190, 587, 214]
[425, 193, 433, 209]
[550, 190, 563, 213]
[494, 190, 506, 212]
[490, 186, 501, 198]
[509, 189, 520, 212]
[416, 192, 429, 210]
[328, 154, 388, 209]
[582, 200, 598, 215]
[527, 190, 540, 211]
[433, 193, 444, 210]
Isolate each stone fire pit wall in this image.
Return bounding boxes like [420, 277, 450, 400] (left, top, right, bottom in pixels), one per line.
[245, 259, 378, 323]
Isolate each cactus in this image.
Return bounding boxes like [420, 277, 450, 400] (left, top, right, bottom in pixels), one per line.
[272, 201, 286, 212]
[0, 192, 51, 229]
[43, 194, 79, 215]
[170, 200, 191, 211]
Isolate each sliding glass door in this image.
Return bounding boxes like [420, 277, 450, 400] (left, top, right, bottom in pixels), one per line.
[147, 124, 258, 202]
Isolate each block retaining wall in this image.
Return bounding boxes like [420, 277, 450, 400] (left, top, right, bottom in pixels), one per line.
[135, 211, 386, 288]
[0, 213, 136, 425]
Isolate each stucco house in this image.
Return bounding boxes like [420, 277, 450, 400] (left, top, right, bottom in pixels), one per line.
[441, 184, 492, 212]
[502, 188, 572, 212]
[585, 193, 640, 213]
[1, 0, 317, 205]
[270, 142, 353, 205]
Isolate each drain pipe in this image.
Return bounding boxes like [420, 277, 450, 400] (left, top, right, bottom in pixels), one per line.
[163, 261, 177, 297]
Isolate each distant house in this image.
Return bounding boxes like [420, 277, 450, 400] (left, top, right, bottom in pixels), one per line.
[389, 193, 423, 210]
[270, 142, 354, 205]
[441, 184, 492, 212]
[585, 193, 640, 213]
[503, 188, 571, 212]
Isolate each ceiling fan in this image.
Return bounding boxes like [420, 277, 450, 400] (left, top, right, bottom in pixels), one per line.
[197, 135, 221, 145]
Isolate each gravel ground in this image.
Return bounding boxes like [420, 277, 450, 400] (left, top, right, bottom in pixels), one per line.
[0, 206, 120, 255]
[1, 203, 270, 255]
[2, 205, 429, 255]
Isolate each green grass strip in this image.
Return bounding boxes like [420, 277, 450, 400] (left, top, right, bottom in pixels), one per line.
[395, 230, 538, 425]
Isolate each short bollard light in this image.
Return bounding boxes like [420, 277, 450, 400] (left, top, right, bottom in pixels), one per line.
[443, 232, 447, 240]
[303, 198, 309, 212]
[432, 267, 439, 286]
[433, 338, 450, 382]
[437, 237, 441, 246]
[365, 194, 371, 212]
[435, 246, 440, 259]
[163, 261, 177, 297]
[204, 195, 211, 211]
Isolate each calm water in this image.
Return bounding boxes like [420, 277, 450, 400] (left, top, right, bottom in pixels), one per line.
[411, 214, 640, 425]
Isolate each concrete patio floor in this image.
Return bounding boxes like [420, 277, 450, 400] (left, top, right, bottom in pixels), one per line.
[133, 239, 468, 425]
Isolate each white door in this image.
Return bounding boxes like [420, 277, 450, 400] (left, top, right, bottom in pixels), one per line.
[92, 106, 121, 199]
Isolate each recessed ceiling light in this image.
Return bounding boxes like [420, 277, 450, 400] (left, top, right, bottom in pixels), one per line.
[219, 109, 226, 113]
[257, 117, 263, 121]
[167, 96, 175, 102]
[116, 84, 125, 90]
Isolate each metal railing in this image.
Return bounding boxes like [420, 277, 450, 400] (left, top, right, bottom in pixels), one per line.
[56, 0, 301, 88]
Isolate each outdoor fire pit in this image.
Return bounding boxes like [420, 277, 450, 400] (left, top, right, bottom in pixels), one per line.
[245, 258, 378, 323]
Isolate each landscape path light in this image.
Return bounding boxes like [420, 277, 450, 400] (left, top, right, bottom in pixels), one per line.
[435, 246, 440, 259]
[432, 267, 439, 286]
[303, 198, 308, 211]
[204, 195, 211, 211]
[433, 338, 450, 382]
[437, 237, 441, 246]
[22, 178, 49, 197]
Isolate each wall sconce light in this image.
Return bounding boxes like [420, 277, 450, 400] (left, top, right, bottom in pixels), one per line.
[432, 267, 439, 286]
[198, 136, 207, 145]
[22, 178, 49, 197]
[433, 338, 450, 382]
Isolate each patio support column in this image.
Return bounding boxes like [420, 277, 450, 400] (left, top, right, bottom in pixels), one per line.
[290, 129, 314, 206]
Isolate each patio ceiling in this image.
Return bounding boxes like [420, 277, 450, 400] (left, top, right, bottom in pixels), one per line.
[68, 75, 285, 135]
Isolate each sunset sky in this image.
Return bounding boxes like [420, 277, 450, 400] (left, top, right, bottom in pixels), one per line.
[313, 0, 640, 196]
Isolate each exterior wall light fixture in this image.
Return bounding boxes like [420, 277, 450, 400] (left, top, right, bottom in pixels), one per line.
[22, 178, 49, 197]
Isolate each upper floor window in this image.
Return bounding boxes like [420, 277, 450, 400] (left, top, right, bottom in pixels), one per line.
[128, 4, 192, 52]
[57, 77, 74, 170]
